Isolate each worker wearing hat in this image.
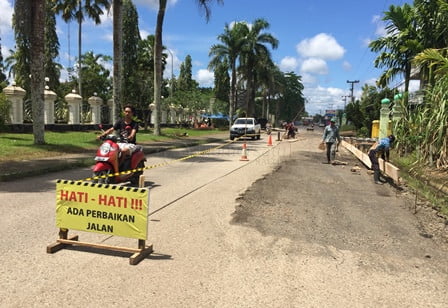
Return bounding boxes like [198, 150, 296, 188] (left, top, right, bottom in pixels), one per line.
[321, 118, 341, 164]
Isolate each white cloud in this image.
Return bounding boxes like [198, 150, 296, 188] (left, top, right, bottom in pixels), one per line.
[279, 56, 298, 72]
[133, 0, 178, 9]
[296, 33, 345, 60]
[301, 58, 328, 75]
[364, 78, 377, 86]
[303, 86, 350, 115]
[228, 20, 252, 31]
[372, 15, 387, 37]
[140, 30, 151, 39]
[342, 61, 352, 71]
[301, 73, 317, 86]
[0, 0, 13, 37]
[103, 33, 114, 42]
[195, 69, 214, 87]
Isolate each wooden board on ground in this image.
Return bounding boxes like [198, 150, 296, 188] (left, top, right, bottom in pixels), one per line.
[341, 140, 400, 183]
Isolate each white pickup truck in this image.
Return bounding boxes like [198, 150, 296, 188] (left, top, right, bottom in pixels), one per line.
[230, 117, 261, 140]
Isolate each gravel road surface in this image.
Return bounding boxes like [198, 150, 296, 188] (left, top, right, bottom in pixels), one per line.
[0, 130, 447, 307]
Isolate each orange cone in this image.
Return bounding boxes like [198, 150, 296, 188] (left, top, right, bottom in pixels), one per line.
[240, 143, 249, 161]
[267, 134, 273, 146]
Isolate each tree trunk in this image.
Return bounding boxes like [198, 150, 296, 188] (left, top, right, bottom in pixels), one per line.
[229, 61, 236, 128]
[113, 0, 123, 122]
[77, 0, 82, 99]
[30, 0, 46, 144]
[153, 0, 167, 136]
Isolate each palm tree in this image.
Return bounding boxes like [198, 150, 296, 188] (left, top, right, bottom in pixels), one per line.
[414, 48, 448, 81]
[209, 22, 247, 126]
[369, 3, 421, 93]
[112, 0, 123, 121]
[152, 0, 223, 136]
[14, 0, 46, 144]
[52, 0, 111, 97]
[239, 18, 278, 117]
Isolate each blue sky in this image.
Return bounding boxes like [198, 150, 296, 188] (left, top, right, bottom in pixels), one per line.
[0, 0, 417, 115]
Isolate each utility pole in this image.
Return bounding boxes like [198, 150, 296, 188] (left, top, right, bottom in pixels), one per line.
[341, 95, 349, 109]
[346, 80, 359, 103]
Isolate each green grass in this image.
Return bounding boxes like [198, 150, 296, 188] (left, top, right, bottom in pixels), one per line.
[0, 128, 224, 162]
[393, 152, 448, 217]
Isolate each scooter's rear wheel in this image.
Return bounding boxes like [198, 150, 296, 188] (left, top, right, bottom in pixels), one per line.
[93, 170, 113, 184]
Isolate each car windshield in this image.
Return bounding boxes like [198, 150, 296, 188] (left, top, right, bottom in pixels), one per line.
[234, 119, 253, 125]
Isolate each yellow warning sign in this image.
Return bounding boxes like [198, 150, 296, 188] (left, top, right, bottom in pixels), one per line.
[56, 180, 149, 239]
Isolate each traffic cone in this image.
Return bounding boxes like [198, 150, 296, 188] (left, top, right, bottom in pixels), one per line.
[240, 143, 249, 161]
[267, 134, 273, 146]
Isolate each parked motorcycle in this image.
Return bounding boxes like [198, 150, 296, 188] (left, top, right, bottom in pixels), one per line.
[92, 134, 146, 185]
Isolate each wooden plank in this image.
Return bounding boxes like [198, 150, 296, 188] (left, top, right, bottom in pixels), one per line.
[129, 245, 154, 265]
[342, 141, 371, 167]
[341, 140, 400, 183]
[56, 238, 146, 254]
[128, 174, 154, 265]
[47, 235, 79, 253]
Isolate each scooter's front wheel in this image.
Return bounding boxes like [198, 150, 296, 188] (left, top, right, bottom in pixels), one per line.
[93, 170, 113, 184]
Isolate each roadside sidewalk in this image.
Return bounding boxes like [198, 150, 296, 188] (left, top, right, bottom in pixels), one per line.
[0, 132, 229, 182]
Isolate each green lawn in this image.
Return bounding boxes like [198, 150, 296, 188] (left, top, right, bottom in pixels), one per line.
[0, 128, 224, 162]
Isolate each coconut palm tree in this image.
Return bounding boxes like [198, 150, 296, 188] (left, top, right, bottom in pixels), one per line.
[209, 22, 248, 126]
[52, 0, 111, 98]
[152, 0, 223, 135]
[239, 18, 278, 117]
[369, 3, 421, 93]
[112, 0, 123, 120]
[14, 0, 46, 144]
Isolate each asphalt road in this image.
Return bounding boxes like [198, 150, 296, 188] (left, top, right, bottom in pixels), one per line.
[0, 130, 447, 307]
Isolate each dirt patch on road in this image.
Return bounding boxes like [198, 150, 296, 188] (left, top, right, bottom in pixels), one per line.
[231, 135, 448, 257]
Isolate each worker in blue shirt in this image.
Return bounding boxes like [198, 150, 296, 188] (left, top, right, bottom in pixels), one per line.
[368, 134, 395, 184]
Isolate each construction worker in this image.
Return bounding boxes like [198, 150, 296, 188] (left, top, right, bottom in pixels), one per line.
[321, 118, 341, 164]
[368, 134, 395, 184]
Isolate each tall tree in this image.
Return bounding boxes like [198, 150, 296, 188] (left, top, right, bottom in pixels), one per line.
[136, 35, 155, 124]
[369, 3, 421, 93]
[0, 38, 7, 88]
[153, 0, 223, 135]
[113, 0, 123, 121]
[80, 51, 112, 100]
[122, 0, 141, 105]
[213, 60, 230, 105]
[44, 3, 62, 93]
[277, 72, 304, 121]
[239, 18, 278, 117]
[52, 0, 111, 98]
[412, 0, 448, 88]
[178, 55, 196, 91]
[14, 0, 46, 144]
[209, 21, 246, 126]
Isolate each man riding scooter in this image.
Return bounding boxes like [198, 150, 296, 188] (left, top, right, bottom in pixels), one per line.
[97, 104, 139, 166]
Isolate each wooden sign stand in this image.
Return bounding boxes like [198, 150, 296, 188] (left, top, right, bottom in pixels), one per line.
[46, 175, 153, 265]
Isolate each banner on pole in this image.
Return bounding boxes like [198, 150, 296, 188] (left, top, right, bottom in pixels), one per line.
[55, 180, 149, 239]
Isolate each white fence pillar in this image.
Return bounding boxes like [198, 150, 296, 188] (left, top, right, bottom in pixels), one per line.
[3, 83, 26, 124]
[65, 90, 82, 124]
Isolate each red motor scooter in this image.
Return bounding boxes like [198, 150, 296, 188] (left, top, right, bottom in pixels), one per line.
[92, 134, 146, 185]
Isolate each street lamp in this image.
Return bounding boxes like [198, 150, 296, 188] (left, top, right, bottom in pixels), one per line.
[166, 48, 174, 101]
